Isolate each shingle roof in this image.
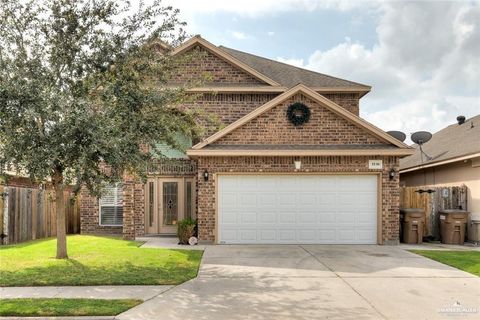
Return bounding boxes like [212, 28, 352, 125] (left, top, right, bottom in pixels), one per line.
[400, 114, 480, 170]
[219, 46, 370, 89]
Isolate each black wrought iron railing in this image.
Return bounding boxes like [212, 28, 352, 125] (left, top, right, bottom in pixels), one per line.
[147, 159, 197, 176]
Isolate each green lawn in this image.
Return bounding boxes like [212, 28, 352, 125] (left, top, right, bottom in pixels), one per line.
[0, 235, 203, 286]
[0, 298, 141, 317]
[411, 250, 480, 276]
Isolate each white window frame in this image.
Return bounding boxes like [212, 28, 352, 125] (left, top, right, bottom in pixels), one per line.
[99, 183, 124, 227]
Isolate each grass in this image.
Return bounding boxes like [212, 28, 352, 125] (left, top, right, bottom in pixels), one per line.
[411, 250, 480, 276]
[0, 298, 142, 317]
[0, 235, 203, 286]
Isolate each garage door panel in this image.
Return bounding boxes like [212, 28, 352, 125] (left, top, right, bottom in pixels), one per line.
[298, 212, 316, 224]
[239, 193, 257, 207]
[298, 229, 316, 241]
[318, 212, 336, 223]
[357, 212, 377, 225]
[338, 229, 356, 241]
[317, 177, 337, 191]
[238, 176, 257, 189]
[318, 229, 336, 241]
[278, 229, 296, 241]
[260, 229, 276, 241]
[222, 213, 237, 224]
[336, 213, 355, 224]
[258, 193, 276, 206]
[357, 229, 377, 241]
[318, 193, 336, 205]
[219, 193, 236, 208]
[259, 211, 276, 223]
[218, 175, 377, 244]
[278, 212, 296, 223]
[238, 229, 257, 241]
[278, 193, 296, 206]
[239, 212, 257, 224]
[220, 229, 237, 241]
[298, 193, 317, 206]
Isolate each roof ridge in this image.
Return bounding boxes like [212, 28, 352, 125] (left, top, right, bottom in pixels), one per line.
[430, 114, 480, 136]
[218, 45, 370, 88]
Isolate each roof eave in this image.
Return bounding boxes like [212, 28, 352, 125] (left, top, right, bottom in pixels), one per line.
[400, 152, 480, 173]
[187, 148, 415, 158]
[185, 86, 371, 95]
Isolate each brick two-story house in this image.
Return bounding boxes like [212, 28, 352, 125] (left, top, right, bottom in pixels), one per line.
[80, 35, 414, 245]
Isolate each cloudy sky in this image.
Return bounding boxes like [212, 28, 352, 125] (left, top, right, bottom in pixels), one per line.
[164, 0, 479, 142]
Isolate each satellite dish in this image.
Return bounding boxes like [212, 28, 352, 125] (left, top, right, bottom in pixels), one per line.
[411, 131, 433, 162]
[411, 131, 432, 145]
[387, 131, 406, 142]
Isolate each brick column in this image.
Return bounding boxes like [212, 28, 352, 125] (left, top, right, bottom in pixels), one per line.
[122, 181, 135, 240]
[79, 186, 98, 234]
[134, 182, 145, 237]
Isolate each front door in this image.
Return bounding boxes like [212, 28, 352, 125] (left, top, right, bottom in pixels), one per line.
[145, 177, 195, 234]
[159, 178, 182, 233]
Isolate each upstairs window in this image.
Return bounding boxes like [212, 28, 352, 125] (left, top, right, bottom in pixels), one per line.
[99, 184, 123, 226]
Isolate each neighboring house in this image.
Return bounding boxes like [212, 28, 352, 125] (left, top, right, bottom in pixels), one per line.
[80, 35, 414, 245]
[0, 169, 40, 189]
[400, 115, 480, 218]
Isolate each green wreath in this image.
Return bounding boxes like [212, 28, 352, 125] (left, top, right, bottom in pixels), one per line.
[287, 103, 311, 126]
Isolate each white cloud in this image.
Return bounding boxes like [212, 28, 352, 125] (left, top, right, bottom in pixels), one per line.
[162, 0, 372, 17]
[231, 31, 248, 40]
[276, 1, 480, 140]
[267, 31, 275, 36]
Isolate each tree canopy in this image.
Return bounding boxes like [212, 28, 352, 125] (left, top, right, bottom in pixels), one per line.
[0, 0, 205, 193]
[0, 0, 207, 258]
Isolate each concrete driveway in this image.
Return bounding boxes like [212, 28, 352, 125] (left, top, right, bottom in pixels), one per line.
[118, 245, 480, 320]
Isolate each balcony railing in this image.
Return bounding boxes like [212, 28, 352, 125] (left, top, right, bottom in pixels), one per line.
[147, 159, 197, 176]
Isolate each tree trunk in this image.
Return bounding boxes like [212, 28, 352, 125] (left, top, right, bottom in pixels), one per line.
[53, 170, 68, 259]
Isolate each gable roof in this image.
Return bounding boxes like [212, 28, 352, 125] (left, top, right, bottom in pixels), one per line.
[171, 35, 281, 86]
[187, 84, 413, 157]
[219, 46, 371, 93]
[400, 114, 480, 172]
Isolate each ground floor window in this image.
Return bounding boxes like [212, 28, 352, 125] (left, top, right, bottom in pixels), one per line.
[99, 184, 123, 226]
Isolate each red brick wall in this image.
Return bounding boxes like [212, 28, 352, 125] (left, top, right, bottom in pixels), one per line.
[79, 187, 122, 236]
[323, 93, 359, 116]
[196, 156, 400, 244]
[214, 93, 383, 145]
[170, 46, 267, 86]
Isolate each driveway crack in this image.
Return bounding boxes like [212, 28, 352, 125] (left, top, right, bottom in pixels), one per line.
[299, 245, 388, 320]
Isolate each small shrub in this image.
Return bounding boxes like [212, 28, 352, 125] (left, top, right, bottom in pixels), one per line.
[177, 218, 197, 244]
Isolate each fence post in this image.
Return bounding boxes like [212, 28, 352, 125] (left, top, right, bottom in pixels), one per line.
[1, 186, 8, 245]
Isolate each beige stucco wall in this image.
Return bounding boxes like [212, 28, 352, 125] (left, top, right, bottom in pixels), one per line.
[400, 158, 480, 216]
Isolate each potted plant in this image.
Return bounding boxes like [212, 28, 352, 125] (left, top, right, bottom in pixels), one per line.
[177, 218, 197, 245]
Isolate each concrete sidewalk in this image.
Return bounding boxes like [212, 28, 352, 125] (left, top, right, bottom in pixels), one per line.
[137, 236, 206, 250]
[0, 285, 173, 300]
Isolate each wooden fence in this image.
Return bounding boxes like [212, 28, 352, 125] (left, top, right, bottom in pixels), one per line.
[400, 185, 467, 239]
[0, 185, 80, 245]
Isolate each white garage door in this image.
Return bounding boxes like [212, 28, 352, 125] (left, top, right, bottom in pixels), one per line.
[218, 175, 378, 244]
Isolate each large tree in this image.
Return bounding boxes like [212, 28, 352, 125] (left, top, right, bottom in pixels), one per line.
[0, 0, 205, 258]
